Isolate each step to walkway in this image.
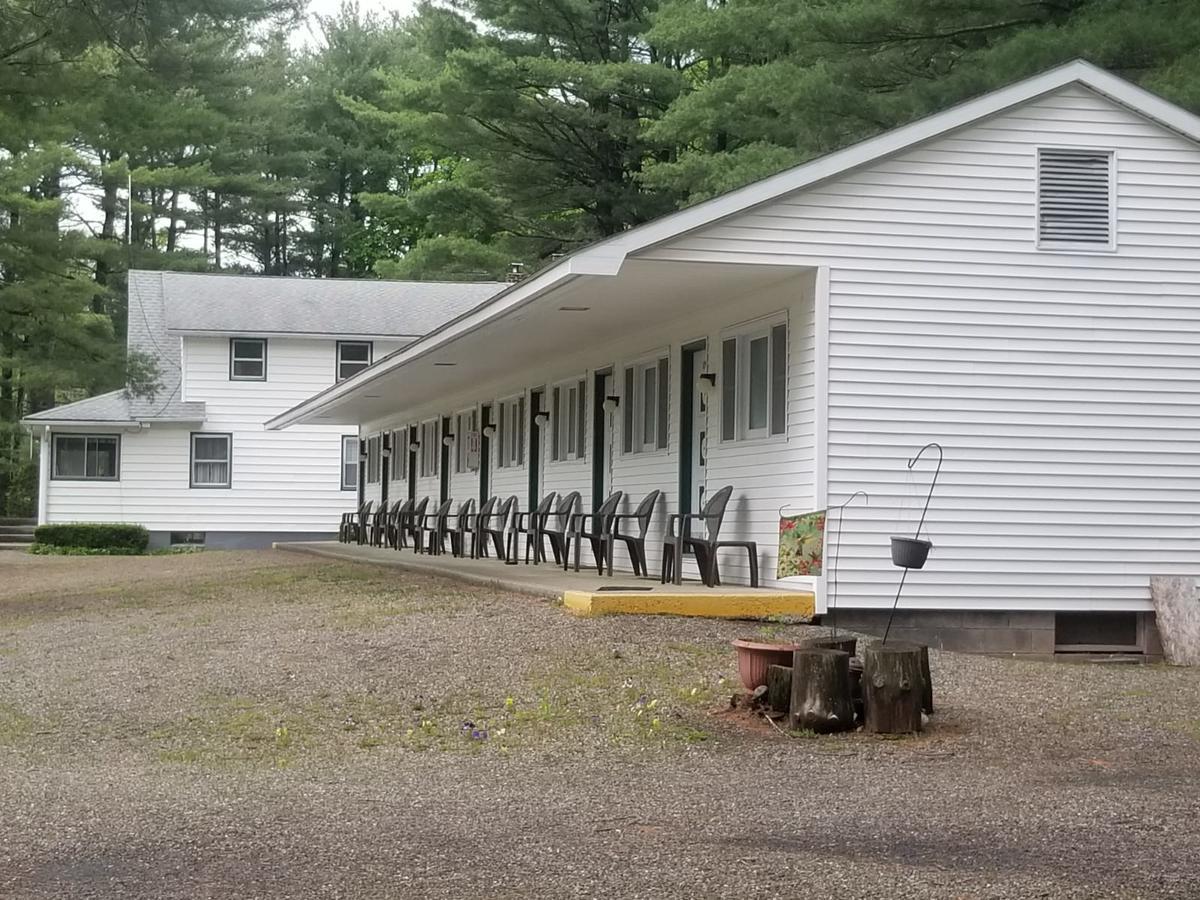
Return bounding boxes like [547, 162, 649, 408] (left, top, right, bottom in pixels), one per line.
[0, 518, 36, 550]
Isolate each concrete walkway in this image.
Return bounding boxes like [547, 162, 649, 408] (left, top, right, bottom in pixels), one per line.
[274, 541, 815, 619]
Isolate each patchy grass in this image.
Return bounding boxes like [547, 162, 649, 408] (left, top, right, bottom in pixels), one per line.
[0, 703, 38, 745]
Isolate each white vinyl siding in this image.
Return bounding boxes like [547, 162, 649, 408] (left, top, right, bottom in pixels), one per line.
[639, 82, 1200, 614]
[190, 433, 231, 488]
[45, 336, 403, 534]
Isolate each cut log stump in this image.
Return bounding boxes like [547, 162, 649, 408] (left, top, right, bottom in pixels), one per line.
[801, 635, 858, 656]
[789, 648, 854, 733]
[862, 641, 924, 734]
[766, 665, 792, 716]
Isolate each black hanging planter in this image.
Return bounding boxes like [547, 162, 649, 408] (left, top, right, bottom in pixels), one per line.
[890, 536, 932, 570]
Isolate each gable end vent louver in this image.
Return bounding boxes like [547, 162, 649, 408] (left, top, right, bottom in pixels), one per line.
[1037, 149, 1114, 247]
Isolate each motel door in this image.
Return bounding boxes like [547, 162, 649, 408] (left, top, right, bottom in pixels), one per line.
[592, 369, 613, 510]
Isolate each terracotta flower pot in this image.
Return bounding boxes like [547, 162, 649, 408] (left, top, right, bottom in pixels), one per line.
[731, 638, 802, 691]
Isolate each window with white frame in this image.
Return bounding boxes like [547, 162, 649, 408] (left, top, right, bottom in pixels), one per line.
[551, 379, 586, 462]
[365, 434, 381, 484]
[229, 338, 266, 381]
[497, 394, 524, 468]
[341, 436, 358, 490]
[721, 315, 788, 442]
[622, 355, 668, 454]
[336, 341, 373, 381]
[52, 434, 120, 481]
[419, 419, 439, 477]
[391, 429, 408, 481]
[455, 408, 480, 473]
[190, 433, 232, 488]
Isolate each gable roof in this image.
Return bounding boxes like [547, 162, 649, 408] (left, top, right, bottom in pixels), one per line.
[268, 59, 1200, 430]
[160, 272, 507, 338]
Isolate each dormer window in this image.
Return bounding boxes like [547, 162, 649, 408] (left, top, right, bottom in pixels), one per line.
[230, 338, 267, 381]
[1037, 148, 1115, 250]
[337, 341, 373, 381]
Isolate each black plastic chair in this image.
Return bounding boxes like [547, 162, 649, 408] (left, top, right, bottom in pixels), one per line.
[512, 492, 557, 564]
[468, 496, 498, 558]
[353, 500, 375, 546]
[447, 498, 476, 558]
[400, 497, 429, 550]
[661, 485, 758, 587]
[339, 500, 371, 543]
[416, 498, 454, 554]
[388, 498, 413, 550]
[569, 491, 624, 575]
[482, 495, 518, 561]
[611, 490, 661, 577]
[538, 491, 580, 566]
[369, 500, 391, 547]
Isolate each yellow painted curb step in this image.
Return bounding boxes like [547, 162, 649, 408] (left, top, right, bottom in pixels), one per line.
[562, 589, 815, 619]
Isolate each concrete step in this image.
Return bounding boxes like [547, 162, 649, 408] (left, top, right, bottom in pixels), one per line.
[0, 517, 36, 527]
[0, 524, 36, 535]
[0, 533, 35, 544]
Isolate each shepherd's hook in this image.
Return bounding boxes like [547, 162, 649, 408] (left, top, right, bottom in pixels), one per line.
[908, 442, 943, 541]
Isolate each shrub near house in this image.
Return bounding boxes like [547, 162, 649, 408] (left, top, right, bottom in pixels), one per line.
[32, 523, 151, 555]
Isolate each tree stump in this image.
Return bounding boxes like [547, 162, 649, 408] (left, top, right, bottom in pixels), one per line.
[789, 648, 854, 733]
[861, 641, 924, 733]
[918, 644, 933, 714]
[801, 635, 858, 656]
[766, 665, 792, 716]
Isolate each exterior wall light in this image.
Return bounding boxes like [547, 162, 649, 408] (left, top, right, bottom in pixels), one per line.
[481, 425, 497, 438]
[442, 434, 455, 447]
[697, 372, 717, 396]
[534, 412, 550, 428]
[602, 396, 620, 414]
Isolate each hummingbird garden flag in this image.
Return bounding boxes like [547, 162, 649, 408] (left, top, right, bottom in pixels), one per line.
[776, 509, 825, 579]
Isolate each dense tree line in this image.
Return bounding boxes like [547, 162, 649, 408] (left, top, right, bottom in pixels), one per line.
[2, 0, 1198, 511]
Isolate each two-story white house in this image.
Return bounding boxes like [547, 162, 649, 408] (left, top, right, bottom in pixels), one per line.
[22, 270, 505, 548]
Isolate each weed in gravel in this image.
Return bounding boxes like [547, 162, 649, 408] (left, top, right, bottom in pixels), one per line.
[151, 695, 308, 767]
[0, 703, 36, 744]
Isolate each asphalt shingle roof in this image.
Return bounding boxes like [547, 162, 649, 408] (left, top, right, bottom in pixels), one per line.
[159, 272, 506, 338]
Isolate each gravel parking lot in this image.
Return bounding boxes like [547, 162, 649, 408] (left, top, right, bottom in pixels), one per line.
[1, 549, 1198, 898]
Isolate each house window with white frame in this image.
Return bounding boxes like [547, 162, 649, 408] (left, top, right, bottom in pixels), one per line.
[419, 420, 439, 477]
[365, 435, 382, 484]
[622, 355, 668, 454]
[341, 436, 358, 490]
[52, 434, 120, 481]
[720, 315, 788, 442]
[336, 341, 373, 381]
[190, 433, 232, 488]
[455, 408, 479, 473]
[497, 394, 524, 468]
[391, 429, 408, 481]
[229, 338, 266, 381]
[551, 379, 586, 462]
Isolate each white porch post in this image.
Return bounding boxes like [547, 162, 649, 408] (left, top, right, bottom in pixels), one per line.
[37, 427, 50, 525]
[814, 266, 831, 615]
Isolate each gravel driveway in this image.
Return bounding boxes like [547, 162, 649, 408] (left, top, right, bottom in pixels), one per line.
[1, 550, 1198, 898]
